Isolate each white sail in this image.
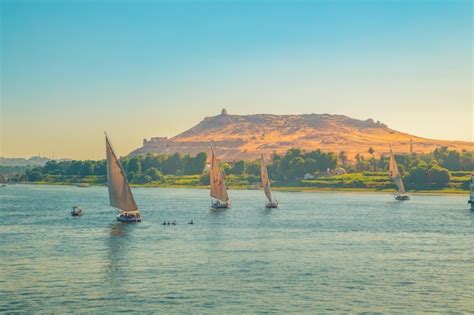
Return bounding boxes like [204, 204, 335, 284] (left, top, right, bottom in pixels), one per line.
[209, 146, 229, 202]
[389, 149, 406, 195]
[105, 133, 139, 213]
[260, 154, 274, 203]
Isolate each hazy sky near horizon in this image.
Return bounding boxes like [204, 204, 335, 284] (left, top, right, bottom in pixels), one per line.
[1, 0, 472, 159]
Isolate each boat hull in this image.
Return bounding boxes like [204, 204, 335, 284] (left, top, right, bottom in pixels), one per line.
[116, 213, 141, 223]
[395, 195, 410, 201]
[265, 202, 279, 208]
[211, 200, 230, 209]
[71, 207, 84, 216]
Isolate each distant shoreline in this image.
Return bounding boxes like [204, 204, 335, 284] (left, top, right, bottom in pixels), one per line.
[11, 182, 468, 195]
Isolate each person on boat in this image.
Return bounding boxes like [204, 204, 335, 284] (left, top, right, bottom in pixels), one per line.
[172, 221, 176, 225]
[167, 221, 170, 225]
[162, 221, 166, 225]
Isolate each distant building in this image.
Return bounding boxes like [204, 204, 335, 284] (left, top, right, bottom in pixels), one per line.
[142, 136, 171, 150]
[221, 108, 227, 115]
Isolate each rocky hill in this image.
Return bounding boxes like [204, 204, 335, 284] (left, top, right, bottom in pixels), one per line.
[129, 109, 474, 160]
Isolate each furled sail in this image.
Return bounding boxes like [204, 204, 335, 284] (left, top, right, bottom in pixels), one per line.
[0, 174, 6, 184]
[260, 154, 274, 203]
[389, 149, 406, 195]
[209, 146, 229, 202]
[105, 133, 139, 213]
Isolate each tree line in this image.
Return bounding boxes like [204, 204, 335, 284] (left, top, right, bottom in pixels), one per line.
[22, 152, 207, 184]
[345, 147, 473, 188]
[15, 146, 473, 189]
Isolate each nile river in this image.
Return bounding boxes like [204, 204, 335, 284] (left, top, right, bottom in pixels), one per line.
[0, 185, 473, 313]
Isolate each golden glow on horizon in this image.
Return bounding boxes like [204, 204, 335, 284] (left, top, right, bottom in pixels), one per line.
[1, 1, 472, 159]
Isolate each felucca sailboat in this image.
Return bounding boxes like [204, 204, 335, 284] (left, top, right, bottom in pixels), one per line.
[260, 154, 278, 208]
[209, 146, 230, 209]
[388, 148, 409, 201]
[105, 133, 142, 222]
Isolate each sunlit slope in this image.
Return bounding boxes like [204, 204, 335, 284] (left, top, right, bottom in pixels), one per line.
[130, 112, 473, 160]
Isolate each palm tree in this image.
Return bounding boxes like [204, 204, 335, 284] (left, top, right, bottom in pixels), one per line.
[338, 151, 348, 166]
[368, 147, 376, 171]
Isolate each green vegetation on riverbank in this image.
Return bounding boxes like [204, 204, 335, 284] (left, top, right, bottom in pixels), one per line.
[4, 146, 472, 193]
[18, 171, 471, 194]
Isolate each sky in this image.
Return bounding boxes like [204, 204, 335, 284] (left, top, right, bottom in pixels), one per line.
[0, 0, 472, 160]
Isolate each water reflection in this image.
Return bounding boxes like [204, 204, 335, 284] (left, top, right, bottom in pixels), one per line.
[467, 207, 474, 220]
[109, 222, 127, 237]
[208, 207, 227, 215]
[104, 222, 134, 300]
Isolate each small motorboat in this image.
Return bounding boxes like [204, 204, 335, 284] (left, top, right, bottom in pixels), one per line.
[71, 206, 84, 216]
[188, 220, 194, 225]
[395, 194, 410, 201]
[117, 211, 141, 223]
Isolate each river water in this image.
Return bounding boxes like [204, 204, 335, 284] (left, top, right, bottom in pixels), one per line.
[0, 184, 473, 313]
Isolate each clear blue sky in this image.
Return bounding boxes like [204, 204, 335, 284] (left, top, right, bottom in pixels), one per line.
[1, 0, 472, 159]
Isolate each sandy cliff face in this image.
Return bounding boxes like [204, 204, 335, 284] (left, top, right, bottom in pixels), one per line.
[129, 111, 474, 160]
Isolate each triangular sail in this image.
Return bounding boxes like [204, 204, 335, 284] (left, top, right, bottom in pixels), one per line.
[105, 133, 139, 213]
[389, 149, 406, 195]
[209, 146, 229, 202]
[209, 146, 219, 199]
[260, 154, 274, 203]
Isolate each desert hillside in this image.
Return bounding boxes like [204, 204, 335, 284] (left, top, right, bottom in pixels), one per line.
[129, 109, 474, 160]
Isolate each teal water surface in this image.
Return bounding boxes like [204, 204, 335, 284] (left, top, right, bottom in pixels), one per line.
[0, 185, 473, 313]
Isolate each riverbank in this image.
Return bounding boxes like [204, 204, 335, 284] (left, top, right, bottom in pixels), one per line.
[11, 181, 469, 195]
[14, 171, 471, 193]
